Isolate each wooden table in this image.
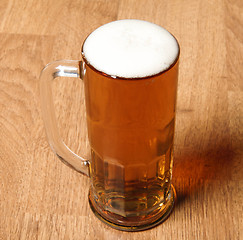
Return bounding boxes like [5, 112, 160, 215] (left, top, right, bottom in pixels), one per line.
[0, 0, 242, 239]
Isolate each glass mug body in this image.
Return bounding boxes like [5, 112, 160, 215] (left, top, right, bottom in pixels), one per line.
[83, 53, 179, 230]
[40, 20, 179, 231]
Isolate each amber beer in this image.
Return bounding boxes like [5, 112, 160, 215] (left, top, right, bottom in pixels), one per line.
[40, 19, 179, 231]
[82, 20, 179, 229]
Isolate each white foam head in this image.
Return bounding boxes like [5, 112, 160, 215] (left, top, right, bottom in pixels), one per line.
[82, 19, 179, 78]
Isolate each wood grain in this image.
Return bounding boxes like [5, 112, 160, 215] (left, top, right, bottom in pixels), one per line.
[0, 0, 242, 239]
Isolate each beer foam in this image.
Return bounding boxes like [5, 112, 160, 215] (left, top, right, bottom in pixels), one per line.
[82, 19, 179, 78]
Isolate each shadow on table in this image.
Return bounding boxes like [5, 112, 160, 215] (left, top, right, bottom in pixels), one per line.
[172, 137, 235, 207]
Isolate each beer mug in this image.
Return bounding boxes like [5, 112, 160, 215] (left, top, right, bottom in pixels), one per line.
[40, 19, 179, 231]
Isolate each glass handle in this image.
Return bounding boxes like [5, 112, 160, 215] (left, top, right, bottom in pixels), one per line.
[40, 60, 90, 176]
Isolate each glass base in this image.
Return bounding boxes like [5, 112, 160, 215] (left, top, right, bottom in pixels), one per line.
[88, 185, 176, 232]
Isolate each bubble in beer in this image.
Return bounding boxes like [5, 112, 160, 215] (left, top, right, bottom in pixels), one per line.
[82, 19, 179, 78]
